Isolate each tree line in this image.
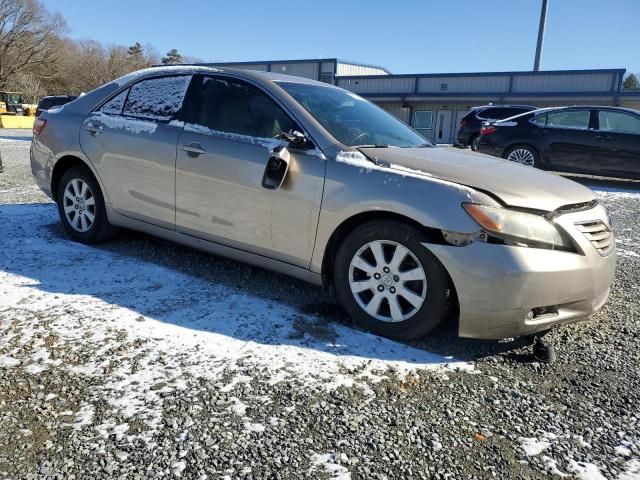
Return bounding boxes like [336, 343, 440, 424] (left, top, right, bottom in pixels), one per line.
[0, 0, 200, 103]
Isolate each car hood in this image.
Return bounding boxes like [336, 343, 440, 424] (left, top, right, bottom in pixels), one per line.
[360, 146, 596, 212]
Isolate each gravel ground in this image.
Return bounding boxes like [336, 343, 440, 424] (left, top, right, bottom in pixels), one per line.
[1, 129, 639, 479]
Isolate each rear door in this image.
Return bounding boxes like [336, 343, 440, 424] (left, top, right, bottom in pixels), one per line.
[542, 109, 598, 173]
[175, 75, 326, 267]
[79, 74, 192, 229]
[592, 109, 640, 178]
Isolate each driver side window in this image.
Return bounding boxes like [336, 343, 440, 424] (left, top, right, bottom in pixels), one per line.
[194, 76, 295, 139]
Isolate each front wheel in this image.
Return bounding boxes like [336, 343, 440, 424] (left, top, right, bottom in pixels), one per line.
[333, 221, 453, 341]
[505, 145, 539, 168]
[56, 165, 117, 243]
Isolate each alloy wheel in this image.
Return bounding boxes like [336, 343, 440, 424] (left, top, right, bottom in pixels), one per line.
[63, 178, 96, 233]
[348, 240, 427, 322]
[507, 148, 535, 166]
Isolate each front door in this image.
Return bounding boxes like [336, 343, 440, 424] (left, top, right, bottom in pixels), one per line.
[79, 75, 192, 228]
[435, 110, 453, 144]
[175, 75, 325, 267]
[592, 109, 640, 178]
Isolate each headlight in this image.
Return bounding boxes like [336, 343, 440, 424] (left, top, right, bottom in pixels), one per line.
[463, 203, 574, 251]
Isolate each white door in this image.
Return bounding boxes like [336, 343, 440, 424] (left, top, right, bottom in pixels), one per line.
[435, 110, 453, 144]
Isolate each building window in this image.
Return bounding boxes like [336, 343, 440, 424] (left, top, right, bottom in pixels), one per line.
[440, 83, 448, 91]
[414, 110, 433, 130]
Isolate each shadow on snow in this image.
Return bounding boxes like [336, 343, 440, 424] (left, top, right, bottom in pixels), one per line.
[0, 203, 529, 368]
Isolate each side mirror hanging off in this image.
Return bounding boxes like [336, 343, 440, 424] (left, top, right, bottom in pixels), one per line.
[262, 146, 291, 190]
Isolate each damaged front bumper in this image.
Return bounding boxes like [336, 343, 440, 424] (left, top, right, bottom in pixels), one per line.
[424, 206, 616, 340]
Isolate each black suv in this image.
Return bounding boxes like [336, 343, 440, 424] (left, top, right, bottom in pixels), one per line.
[35, 95, 78, 117]
[456, 105, 536, 150]
[477, 106, 640, 179]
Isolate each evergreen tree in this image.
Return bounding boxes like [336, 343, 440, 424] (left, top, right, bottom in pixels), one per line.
[622, 73, 640, 91]
[161, 49, 182, 65]
[127, 42, 144, 59]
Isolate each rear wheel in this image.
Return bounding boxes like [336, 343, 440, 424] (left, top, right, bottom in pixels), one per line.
[56, 165, 117, 243]
[505, 145, 539, 168]
[333, 221, 452, 341]
[470, 134, 480, 151]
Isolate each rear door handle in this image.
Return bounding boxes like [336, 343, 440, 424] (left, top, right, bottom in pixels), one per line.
[85, 123, 103, 135]
[180, 143, 207, 156]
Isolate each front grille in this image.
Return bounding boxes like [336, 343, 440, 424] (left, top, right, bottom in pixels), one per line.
[575, 221, 614, 256]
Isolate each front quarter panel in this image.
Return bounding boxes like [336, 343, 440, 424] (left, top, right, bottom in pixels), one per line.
[310, 150, 493, 273]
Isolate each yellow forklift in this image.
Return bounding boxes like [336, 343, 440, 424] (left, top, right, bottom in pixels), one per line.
[0, 91, 35, 128]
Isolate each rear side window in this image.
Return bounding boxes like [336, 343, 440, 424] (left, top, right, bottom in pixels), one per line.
[477, 108, 499, 119]
[100, 90, 128, 115]
[530, 115, 547, 127]
[546, 110, 590, 130]
[122, 75, 192, 121]
[598, 111, 640, 134]
[194, 76, 295, 138]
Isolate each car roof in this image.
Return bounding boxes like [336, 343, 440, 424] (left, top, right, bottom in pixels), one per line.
[471, 104, 536, 110]
[529, 105, 640, 116]
[135, 64, 331, 88]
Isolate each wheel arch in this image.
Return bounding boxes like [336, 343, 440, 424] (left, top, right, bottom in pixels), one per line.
[321, 210, 445, 287]
[51, 155, 103, 201]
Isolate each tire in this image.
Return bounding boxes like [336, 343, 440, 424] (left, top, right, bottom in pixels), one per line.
[333, 220, 453, 341]
[504, 144, 539, 168]
[470, 134, 480, 151]
[56, 165, 117, 243]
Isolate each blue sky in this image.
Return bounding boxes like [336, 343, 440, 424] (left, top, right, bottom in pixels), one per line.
[44, 0, 640, 75]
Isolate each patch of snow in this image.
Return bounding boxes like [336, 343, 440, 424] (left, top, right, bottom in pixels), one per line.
[172, 460, 187, 476]
[124, 75, 191, 121]
[244, 422, 265, 433]
[309, 453, 350, 480]
[183, 123, 284, 150]
[100, 90, 128, 115]
[0, 355, 20, 367]
[615, 445, 632, 457]
[567, 460, 607, 480]
[111, 65, 219, 88]
[93, 114, 157, 135]
[168, 119, 185, 128]
[618, 459, 640, 480]
[541, 456, 568, 477]
[519, 436, 551, 456]
[73, 403, 95, 430]
[335, 150, 375, 171]
[229, 397, 248, 416]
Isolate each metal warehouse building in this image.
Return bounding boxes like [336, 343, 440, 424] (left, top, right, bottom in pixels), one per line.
[210, 58, 640, 144]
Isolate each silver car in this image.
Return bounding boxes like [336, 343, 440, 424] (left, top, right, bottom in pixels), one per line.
[30, 66, 616, 341]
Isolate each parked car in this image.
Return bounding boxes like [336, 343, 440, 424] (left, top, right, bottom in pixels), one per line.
[31, 66, 615, 342]
[456, 105, 536, 150]
[477, 106, 640, 179]
[35, 95, 78, 117]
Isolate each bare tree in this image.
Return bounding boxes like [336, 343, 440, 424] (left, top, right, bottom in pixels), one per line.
[0, 0, 66, 88]
[6, 70, 42, 102]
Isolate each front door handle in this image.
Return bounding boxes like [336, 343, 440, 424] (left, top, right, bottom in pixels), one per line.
[596, 134, 612, 142]
[85, 123, 103, 135]
[180, 143, 207, 156]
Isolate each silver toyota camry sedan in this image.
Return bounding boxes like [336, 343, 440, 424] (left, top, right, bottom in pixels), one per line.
[30, 66, 616, 341]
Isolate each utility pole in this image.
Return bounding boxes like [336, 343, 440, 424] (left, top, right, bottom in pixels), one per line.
[533, 0, 549, 71]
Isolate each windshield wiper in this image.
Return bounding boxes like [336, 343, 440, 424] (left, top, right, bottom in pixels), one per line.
[353, 144, 390, 148]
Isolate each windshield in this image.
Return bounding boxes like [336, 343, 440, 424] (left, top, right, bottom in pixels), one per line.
[6, 93, 23, 104]
[277, 81, 432, 148]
